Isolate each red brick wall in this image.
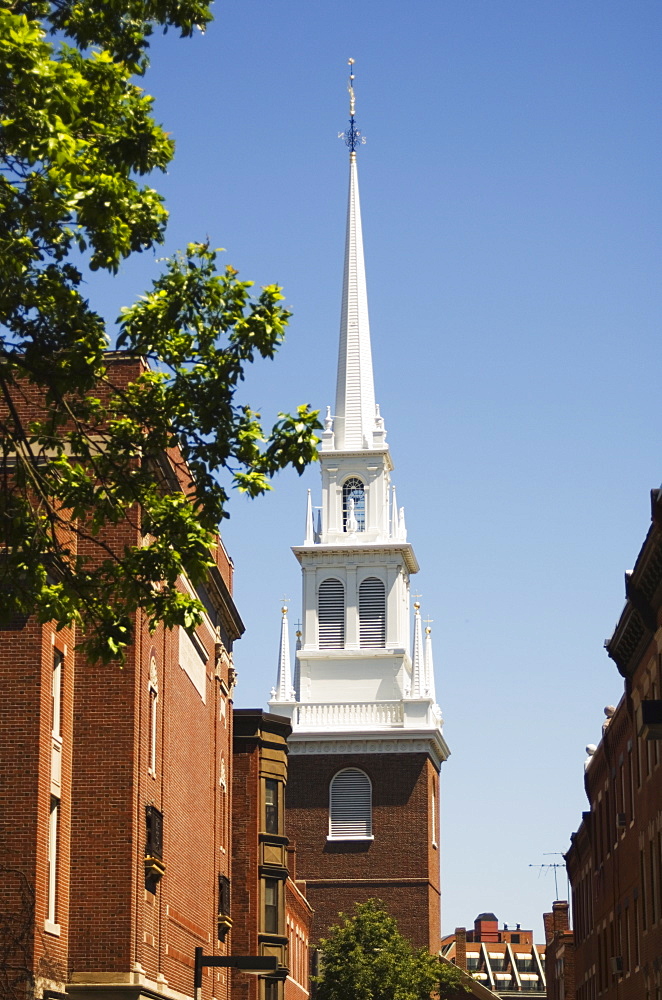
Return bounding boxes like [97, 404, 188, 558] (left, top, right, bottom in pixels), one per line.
[286, 750, 441, 951]
[568, 638, 662, 1000]
[230, 734, 260, 1000]
[1, 356, 239, 999]
[0, 618, 74, 992]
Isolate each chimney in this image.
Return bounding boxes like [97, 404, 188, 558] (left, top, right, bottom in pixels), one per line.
[474, 913, 499, 943]
[543, 911, 554, 944]
[455, 927, 467, 971]
[552, 900, 570, 934]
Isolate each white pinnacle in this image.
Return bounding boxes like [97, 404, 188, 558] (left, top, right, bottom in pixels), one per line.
[304, 489, 314, 544]
[424, 625, 437, 702]
[410, 603, 424, 699]
[274, 606, 294, 702]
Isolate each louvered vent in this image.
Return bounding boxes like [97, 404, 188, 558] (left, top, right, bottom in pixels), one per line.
[329, 768, 372, 838]
[359, 577, 386, 647]
[318, 578, 345, 649]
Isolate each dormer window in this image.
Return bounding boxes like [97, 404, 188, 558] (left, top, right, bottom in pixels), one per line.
[343, 478, 365, 532]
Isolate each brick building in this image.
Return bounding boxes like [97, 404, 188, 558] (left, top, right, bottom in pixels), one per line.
[441, 913, 547, 996]
[565, 487, 662, 1000]
[268, 80, 449, 954]
[0, 356, 243, 1000]
[231, 709, 313, 1000]
[543, 901, 575, 1000]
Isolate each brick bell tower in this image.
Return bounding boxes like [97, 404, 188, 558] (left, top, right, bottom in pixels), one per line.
[269, 61, 450, 953]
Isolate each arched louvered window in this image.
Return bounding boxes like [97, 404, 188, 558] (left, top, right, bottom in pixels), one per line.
[359, 577, 386, 647]
[329, 768, 372, 839]
[318, 578, 345, 649]
[342, 478, 366, 532]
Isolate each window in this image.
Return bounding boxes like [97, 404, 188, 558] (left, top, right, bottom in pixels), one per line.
[342, 478, 365, 532]
[264, 981, 279, 1000]
[218, 874, 231, 941]
[52, 651, 62, 738]
[431, 789, 436, 847]
[329, 768, 372, 839]
[218, 874, 230, 916]
[148, 656, 158, 775]
[46, 796, 59, 927]
[318, 578, 345, 648]
[264, 877, 279, 933]
[265, 779, 279, 834]
[145, 805, 163, 860]
[359, 577, 386, 647]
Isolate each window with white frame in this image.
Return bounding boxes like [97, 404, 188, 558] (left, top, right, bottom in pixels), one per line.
[342, 478, 365, 532]
[46, 796, 59, 929]
[329, 768, 372, 839]
[359, 577, 386, 647]
[148, 655, 158, 776]
[52, 650, 62, 738]
[318, 578, 345, 648]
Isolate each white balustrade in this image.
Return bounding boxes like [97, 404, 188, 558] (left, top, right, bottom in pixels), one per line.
[293, 701, 404, 730]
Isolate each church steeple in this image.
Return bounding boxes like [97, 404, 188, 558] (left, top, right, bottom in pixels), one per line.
[334, 63, 376, 450]
[269, 59, 447, 768]
[268, 62, 449, 956]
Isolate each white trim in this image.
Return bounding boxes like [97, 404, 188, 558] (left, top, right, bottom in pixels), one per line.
[44, 919, 61, 937]
[329, 767, 372, 839]
[327, 835, 374, 842]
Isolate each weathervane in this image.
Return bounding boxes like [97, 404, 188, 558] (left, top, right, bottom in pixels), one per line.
[338, 57, 366, 154]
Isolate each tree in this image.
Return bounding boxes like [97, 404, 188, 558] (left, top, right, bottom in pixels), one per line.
[0, 1, 321, 660]
[315, 900, 471, 1000]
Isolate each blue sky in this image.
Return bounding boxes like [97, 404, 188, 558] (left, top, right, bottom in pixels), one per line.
[89, 0, 662, 938]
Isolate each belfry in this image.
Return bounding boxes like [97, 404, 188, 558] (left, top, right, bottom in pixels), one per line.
[269, 61, 449, 951]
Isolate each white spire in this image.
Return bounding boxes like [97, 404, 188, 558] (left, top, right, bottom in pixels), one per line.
[274, 606, 294, 702]
[334, 150, 376, 450]
[424, 624, 437, 701]
[409, 602, 424, 698]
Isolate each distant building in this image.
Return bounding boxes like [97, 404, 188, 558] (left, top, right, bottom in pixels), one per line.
[441, 913, 547, 996]
[543, 901, 575, 1000]
[565, 488, 662, 1000]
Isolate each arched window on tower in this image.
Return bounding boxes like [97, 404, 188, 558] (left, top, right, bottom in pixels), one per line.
[328, 768, 373, 839]
[318, 578, 345, 648]
[342, 478, 366, 532]
[359, 577, 386, 647]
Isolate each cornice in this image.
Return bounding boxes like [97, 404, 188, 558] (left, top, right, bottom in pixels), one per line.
[288, 730, 450, 769]
[292, 541, 419, 574]
[605, 491, 662, 678]
[320, 446, 394, 471]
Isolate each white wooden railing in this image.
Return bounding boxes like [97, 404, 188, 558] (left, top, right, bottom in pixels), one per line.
[293, 701, 404, 729]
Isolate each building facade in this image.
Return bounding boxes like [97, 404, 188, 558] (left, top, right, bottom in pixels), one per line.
[0, 356, 243, 1000]
[543, 901, 575, 1000]
[565, 487, 662, 1000]
[442, 913, 547, 997]
[231, 709, 313, 1000]
[268, 72, 449, 951]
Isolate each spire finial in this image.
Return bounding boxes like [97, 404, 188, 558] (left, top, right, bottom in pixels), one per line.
[348, 57, 356, 117]
[338, 57, 365, 155]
